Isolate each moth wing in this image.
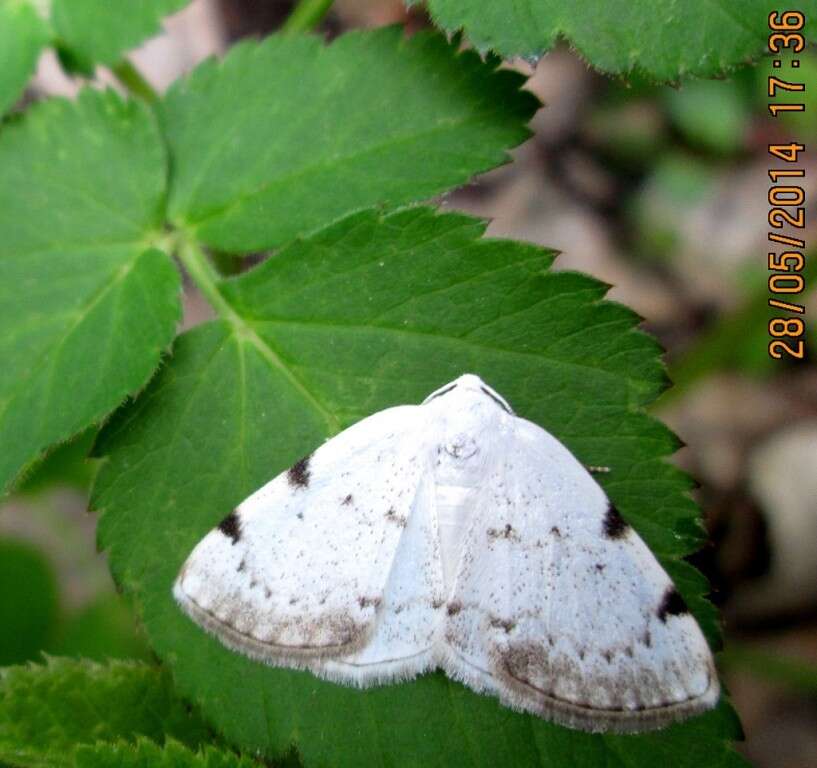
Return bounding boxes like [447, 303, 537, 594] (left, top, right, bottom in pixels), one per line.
[174, 404, 435, 664]
[314, 464, 445, 685]
[443, 417, 719, 733]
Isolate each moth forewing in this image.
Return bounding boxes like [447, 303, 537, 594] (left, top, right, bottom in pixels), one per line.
[174, 373, 719, 732]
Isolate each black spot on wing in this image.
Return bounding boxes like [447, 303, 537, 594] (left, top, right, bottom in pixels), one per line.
[602, 502, 629, 539]
[657, 586, 689, 622]
[487, 523, 516, 540]
[287, 454, 312, 488]
[385, 507, 407, 527]
[490, 616, 516, 633]
[217, 510, 241, 544]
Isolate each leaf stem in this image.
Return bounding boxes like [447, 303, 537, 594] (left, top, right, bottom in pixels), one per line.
[176, 236, 238, 323]
[111, 59, 159, 104]
[281, 0, 334, 34]
[176, 235, 341, 433]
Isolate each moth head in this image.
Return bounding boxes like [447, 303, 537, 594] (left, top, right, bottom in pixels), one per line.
[423, 374, 514, 415]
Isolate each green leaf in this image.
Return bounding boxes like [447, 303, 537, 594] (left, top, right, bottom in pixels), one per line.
[0, 1, 50, 115]
[663, 78, 751, 155]
[418, 0, 817, 80]
[662, 250, 817, 401]
[73, 740, 256, 768]
[51, 0, 191, 70]
[17, 429, 98, 495]
[0, 539, 59, 666]
[721, 643, 817, 697]
[160, 28, 537, 252]
[92, 208, 744, 767]
[0, 88, 180, 495]
[51, 595, 152, 663]
[0, 659, 213, 768]
[753, 48, 817, 141]
[631, 153, 716, 262]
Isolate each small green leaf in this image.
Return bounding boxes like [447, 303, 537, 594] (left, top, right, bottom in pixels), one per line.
[17, 429, 98, 495]
[418, 0, 817, 80]
[0, 1, 50, 115]
[753, 48, 817, 140]
[663, 78, 751, 154]
[0, 659, 213, 768]
[663, 249, 817, 400]
[0, 539, 59, 666]
[73, 740, 257, 768]
[161, 28, 537, 251]
[51, 595, 152, 663]
[93, 208, 742, 767]
[0, 89, 180, 495]
[721, 643, 817, 696]
[51, 0, 191, 70]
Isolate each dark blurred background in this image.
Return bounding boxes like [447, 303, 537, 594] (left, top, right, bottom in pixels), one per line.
[2, 2, 816, 765]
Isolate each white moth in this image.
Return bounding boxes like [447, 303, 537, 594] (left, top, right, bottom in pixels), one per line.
[174, 374, 719, 733]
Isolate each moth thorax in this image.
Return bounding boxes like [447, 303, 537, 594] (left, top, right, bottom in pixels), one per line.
[444, 433, 478, 460]
[434, 414, 495, 591]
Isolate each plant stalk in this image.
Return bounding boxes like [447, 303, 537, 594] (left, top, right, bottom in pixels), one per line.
[111, 59, 159, 104]
[175, 234, 341, 432]
[176, 236, 240, 326]
[282, 0, 334, 34]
